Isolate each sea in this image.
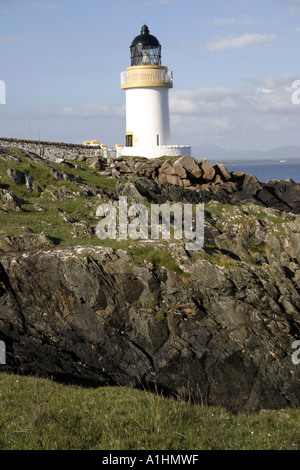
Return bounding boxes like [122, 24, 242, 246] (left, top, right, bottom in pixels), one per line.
[223, 162, 300, 184]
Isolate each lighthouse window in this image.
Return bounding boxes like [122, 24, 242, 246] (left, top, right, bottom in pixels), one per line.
[130, 45, 161, 66]
[157, 135, 160, 146]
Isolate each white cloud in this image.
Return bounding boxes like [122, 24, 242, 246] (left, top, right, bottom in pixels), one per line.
[213, 15, 256, 26]
[0, 3, 12, 14]
[169, 76, 300, 146]
[288, 0, 300, 14]
[39, 103, 125, 119]
[206, 33, 276, 51]
[33, 2, 63, 10]
[234, 0, 266, 3]
[143, 0, 172, 4]
[0, 34, 74, 44]
[170, 78, 298, 117]
[0, 35, 27, 43]
[244, 73, 298, 91]
[170, 87, 241, 115]
[288, 6, 300, 15]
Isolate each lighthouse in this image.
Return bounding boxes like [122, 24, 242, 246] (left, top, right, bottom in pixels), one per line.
[120, 25, 191, 159]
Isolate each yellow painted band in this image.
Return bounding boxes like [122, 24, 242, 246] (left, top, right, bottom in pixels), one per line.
[121, 82, 173, 89]
[126, 65, 167, 71]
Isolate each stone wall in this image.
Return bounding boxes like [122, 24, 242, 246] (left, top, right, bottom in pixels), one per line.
[0, 137, 105, 162]
[0, 137, 192, 162]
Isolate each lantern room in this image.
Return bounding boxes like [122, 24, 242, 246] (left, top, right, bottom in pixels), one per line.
[130, 25, 161, 66]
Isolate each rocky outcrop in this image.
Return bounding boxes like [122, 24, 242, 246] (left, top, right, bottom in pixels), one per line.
[7, 168, 42, 193]
[1, 203, 300, 412]
[113, 173, 300, 216]
[1, 143, 300, 412]
[0, 189, 29, 211]
[1, 144, 299, 213]
[0, 231, 57, 252]
[108, 156, 300, 214]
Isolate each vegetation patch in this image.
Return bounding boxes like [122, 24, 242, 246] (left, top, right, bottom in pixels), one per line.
[0, 373, 299, 450]
[130, 245, 183, 273]
[0, 152, 124, 247]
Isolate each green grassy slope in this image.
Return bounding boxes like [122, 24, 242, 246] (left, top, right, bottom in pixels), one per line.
[0, 373, 299, 450]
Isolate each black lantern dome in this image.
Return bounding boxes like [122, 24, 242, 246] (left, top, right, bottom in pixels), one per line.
[130, 25, 161, 66]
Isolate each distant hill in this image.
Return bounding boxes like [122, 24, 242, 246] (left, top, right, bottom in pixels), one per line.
[194, 144, 300, 163]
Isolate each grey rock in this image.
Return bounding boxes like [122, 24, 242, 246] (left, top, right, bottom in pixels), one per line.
[0, 204, 299, 413]
[0, 239, 299, 412]
[7, 168, 26, 185]
[1, 143, 300, 413]
[25, 174, 42, 193]
[199, 158, 216, 181]
[172, 159, 187, 178]
[89, 157, 105, 170]
[159, 159, 173, 175]
[177, 156, 202, 179]
[71, 222, 94, 238]
[0, 189, 29, 211]
[213, 163, 231, 182]
[115, 181, 148, 204]
[0, 231, 56, 253]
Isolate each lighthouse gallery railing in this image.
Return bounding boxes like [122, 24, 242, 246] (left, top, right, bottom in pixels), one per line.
[121, 68, 173, 87]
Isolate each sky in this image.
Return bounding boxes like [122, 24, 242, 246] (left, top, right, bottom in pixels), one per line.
[0, 0, 300, 157]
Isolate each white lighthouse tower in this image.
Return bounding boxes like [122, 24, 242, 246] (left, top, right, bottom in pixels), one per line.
[120, 25, 191, 159]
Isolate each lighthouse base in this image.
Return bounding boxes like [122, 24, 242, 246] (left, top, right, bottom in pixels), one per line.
[119, 145, 192, 159]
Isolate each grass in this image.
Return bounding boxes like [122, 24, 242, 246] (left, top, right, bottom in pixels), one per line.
[0, 153, 122, 247]
[156, 155, 181, 162]
[0, 372, 299, 450]
[243, 204, 288, 224]
[200, 250, 239, 269]
[205, 201, 287, 227]
[130, 245, 183, 273]
[204, 202, 236, 218]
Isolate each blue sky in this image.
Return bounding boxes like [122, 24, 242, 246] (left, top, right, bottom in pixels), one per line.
[1, 0, 300, 156]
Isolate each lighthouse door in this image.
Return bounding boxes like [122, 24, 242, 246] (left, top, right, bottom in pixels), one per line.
[126, 134, 133, 147]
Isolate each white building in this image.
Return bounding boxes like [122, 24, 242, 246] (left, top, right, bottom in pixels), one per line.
[120, 25, 191, 159]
